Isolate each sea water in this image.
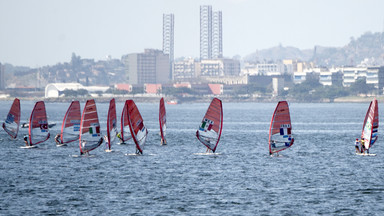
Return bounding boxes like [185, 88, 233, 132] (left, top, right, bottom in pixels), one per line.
[0, 101, 383, 215]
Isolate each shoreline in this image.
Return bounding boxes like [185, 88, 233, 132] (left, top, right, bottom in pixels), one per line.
[0, 95, 380, 103]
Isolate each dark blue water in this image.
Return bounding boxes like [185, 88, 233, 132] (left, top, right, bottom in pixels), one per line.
[1, 101, 383, 215]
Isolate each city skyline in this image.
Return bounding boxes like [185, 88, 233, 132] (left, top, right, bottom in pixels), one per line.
[1, 0, 384, 67]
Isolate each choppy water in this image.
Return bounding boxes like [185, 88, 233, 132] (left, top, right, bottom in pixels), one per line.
[0, 101, 383, 215]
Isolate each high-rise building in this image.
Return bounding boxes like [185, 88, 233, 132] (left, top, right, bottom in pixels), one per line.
[200, 5, 212, 60]
[122, 49, 170, 85]
[163, 13, 174, 79]
[212, 11, 222, 59]
[200, 5, 222, 60]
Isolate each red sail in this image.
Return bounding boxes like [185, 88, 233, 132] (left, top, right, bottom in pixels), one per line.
[79, 99, 102, 154]
[106, 98, 117, 150]
[159, 97, 166, 144]
[120, 101, 132, 142]
[60, 101, 81, 144]
[127, 100, 148, 154]
[196, 98, 223, 152]
[361, 99, 379, 149]
[29, 101, 50, 146]
[268, 101, 294, 154]
[2, 98, 21, 139]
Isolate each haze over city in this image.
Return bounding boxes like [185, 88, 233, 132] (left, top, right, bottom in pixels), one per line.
[1, 0, 384, 67]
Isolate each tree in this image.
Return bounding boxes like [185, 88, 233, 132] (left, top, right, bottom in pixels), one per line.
[349, 77, 375, 95]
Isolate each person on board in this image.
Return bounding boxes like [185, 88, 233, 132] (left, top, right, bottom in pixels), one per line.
[271, 140, 277, 149]
[23, 135, 29, 146]
[104, 135, 110, 150]
[54, 134, 61, 145]
[161, 137, 167, 145]
[355, 138, 360, 153]
[116, 132, 124, 143]
[360, 138, 366, 153]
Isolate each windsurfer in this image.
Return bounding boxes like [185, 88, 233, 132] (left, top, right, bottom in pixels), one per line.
[104, 135, 109, 150]
[355, 138, 360, 153]
[55, 134, 61, 145]
[271, 140, 276, 148]
[360, 138, 366, 153]
[117, 132, 124, 143]
[23, 135, 29, 146]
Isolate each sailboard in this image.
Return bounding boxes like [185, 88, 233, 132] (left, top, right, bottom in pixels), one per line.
[79, 99, 103, 154]
[126, 100, 148, 154]
[120, 100, 132, 144]
[106, 98, 117, 151]
[196, 98, 223, 153]
[2, 98, 21, 139]
[28, 101, 50, 146]
[356, 152, 376, 156]
[159, 97, 167, 145]
[361, 99, 379, 151]
[268, 101, 294, 155]
[59, 101, 81, 145]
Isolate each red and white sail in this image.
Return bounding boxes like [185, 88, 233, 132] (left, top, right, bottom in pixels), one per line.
[361, 99, 379, 150]
[126, 100, 148, 154]
[79, 99, 102, 154]
[106, 98, 117, 150]
[60, 101, 81, 144]
[159, 97, 167, 144]
[2, 98, 21, 139]
[268, 101, 294, 154]
[120, 101, 132, 143]
[196, 98, 223, 152]
[29, 101, 50, 146]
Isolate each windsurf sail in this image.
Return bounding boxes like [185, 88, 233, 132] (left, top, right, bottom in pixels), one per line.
[79, 99, 102, 154]
[2, 98, 21, 139]
[268, 101, 294, 155]
[60, 101, 81, 144]
[126, 100, 148, 154]
[361, 99, 379, 150]
[120, 101, 132, 143]
[106, 98, 117, 150]
[159, 97, 167, 144]
[196, 98, 223, 152]
[29, 101, 50, 146]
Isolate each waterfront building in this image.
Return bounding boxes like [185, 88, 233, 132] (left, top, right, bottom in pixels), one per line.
[122, 49, 170, 85]
[200, 58, 240, 77]
[173, 58, 200, 81]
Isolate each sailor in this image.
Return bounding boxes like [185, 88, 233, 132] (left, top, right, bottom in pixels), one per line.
[360, 138, 366, 153]
[271, 140, 276, 148]
[54, 134, 61, 145]
[23, 135, 29, 146]
[355, 138, 360, 153]
[104, 135, 109, 150]
[116, 132, 124, 143]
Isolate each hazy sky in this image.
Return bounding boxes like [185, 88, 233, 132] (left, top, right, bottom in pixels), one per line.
[1, 0, 384, 67]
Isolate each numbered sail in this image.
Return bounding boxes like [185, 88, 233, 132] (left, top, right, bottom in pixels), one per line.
[361, 99, 379, 150]
[159, 97, 167, 144]
[120, 101, 132, 143]
[196, 98, 223, 152]
[268, 101, 294, 154]
[79, 99, 102, 154]
[29, 101, 50, 146]
[127, 100, 148, 154]
[60, 101, 81, 144]
[106, 98, 117, 150]
[2, 98, 21, 139]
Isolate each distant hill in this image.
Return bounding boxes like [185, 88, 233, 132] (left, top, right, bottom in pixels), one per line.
[244, 32, 384, 66]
